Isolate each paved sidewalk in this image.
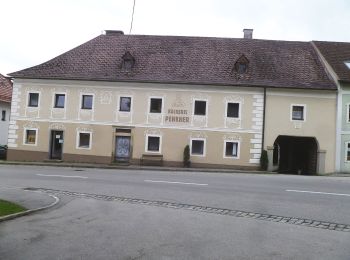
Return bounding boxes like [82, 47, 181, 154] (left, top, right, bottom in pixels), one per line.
[0, 186, 58, 219]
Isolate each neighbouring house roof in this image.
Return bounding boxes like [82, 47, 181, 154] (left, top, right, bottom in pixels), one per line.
[313, 41, 350, 83]
[0, 73, 12, 103]
[9, 32, 336, 90]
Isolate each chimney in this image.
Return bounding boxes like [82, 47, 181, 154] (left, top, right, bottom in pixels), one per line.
[243, 29, 253, 39]
[105, 30, 124, 36]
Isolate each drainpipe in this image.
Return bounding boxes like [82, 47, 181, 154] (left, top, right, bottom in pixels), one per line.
[261, 87, 267, 152]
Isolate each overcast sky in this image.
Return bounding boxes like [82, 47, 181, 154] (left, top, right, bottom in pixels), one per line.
[1, 0, 349, 76]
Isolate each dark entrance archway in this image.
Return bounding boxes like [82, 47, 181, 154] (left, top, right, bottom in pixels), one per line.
[273, 136, 318, 175]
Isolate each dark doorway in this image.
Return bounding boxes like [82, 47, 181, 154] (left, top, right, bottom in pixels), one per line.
[115, 136, 131, 162]
[273, 136, 318, 175]
[50, 130, 64, 160]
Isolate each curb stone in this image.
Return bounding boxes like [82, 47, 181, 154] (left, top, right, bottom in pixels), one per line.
[0, 190, 60, 222]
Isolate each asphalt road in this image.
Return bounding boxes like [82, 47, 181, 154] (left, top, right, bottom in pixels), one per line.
[0, 165, 350, 259]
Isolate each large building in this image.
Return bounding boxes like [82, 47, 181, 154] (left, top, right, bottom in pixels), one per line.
[313, 41, 350, 173]
[0, 73, 12, 145]
[7, 30, 337, 174]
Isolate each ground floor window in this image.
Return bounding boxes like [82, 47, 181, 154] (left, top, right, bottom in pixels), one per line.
[146, 135, 161, 153]
[24, 128, 38, 145]
[224, 141, 239, 158]
[345, 142, 350, 162]
[77, 132, 92, 149]
[191, 138, 205, 156]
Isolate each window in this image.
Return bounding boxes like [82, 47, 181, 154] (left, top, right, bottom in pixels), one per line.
[227, 103, 240, 118]
[77, 132, 91, 149]
[146, 136, 161, 152]
[224, 141, 239, 158]
[54, 94, 65, 108]
[119, 97, 131, 112]
[348, 104, 350, 122]
[1, 110, 5, 121]
[191, 139, 205, 156]
[234, 55, 249, 74]
[24, 129, 37, 145]
[28, 93, 39, 107]
[291, 105, 305, 121]
[194, 100, 207, 116]
[345, 61, 350, 69]
[150, 98, 162, 113]
[81, 95, 93, 109]
[346, 142, 350, 162]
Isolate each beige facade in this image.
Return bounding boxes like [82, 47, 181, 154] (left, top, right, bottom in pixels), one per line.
[8, 79, 264, 169]
[264, 89, 337, 173]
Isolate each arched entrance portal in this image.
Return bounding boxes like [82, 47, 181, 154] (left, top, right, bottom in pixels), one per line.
[273, 136, 318, 175]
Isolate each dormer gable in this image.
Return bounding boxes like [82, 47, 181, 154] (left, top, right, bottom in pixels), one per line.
[234, 55, 249, 74]
[121, 51, 135, 71]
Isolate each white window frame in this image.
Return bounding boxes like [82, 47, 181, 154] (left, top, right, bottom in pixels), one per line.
[23, 127, 38, 146]
[118, 95, 133, 113]
[145, 134, 162, 154]
[290, 104, 306, 122]
[148, 96, 164, 114]
[223, 140, 240, 159]
[80, 93, 95, 110]
[76, 131, 92, 150]
[193, 98, 208, 116]
[190, 138, 206, 157]
[52, 92, 66, 109]
[345, 142, 350, 163]
[225, 101, 241, 119]
[27, 91, 41, 108]
[346, 104, 350, 123]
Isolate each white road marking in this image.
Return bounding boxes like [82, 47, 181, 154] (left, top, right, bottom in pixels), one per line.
[36, 174, 88, 179]
[286, 189, 350, 197]
[144, 180, 208, 186]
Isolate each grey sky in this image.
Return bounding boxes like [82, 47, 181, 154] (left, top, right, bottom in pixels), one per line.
[1, 0, 349, 75]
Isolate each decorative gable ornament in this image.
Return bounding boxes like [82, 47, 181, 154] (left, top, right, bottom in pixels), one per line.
[234, 55, 249, 74]
[121, 51, 135, 71]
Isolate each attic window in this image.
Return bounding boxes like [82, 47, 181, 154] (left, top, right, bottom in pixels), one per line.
[345, 61, 350, 69]
[234, 55, 249, 74]
[122, 51, 135, 71]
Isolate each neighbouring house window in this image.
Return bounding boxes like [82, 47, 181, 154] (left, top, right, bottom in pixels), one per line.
[54, 94, 65, 108]
[191, 139, 205, 156]
[78, 132, 91, 148]
[227, 103, 240, 118]
[147, 136, 160, 152]
[292, 105, 305, 121]
[25, 129, 37, 145]
[346, 142, 350, 162]
[345, 61, 350, 69]
[150, 98, 162, 113]
[194, 100, 207, 116]
[1, 110, 5, 121]
[225, 141, 239, 158]
[82, 95, 93, 109]
[28, 93, 39, 107]
[119, 97, 131, 112]
[347, 104, 350, 122]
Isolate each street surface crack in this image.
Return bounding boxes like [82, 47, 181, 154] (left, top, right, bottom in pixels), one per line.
[24, 187, 350, 233]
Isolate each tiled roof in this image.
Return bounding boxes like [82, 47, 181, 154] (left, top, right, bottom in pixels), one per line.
[313, 41, 350, 83]
[0, 73, 12, 103]
[9, 33, 336, 90]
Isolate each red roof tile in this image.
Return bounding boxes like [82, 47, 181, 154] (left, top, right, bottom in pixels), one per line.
[0, 73, 12, 103]
[313, 41, 350, 83]
[9, 33, 336, 90]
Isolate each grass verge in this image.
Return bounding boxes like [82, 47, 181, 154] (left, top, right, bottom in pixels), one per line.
[0, 199, 26, 217]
